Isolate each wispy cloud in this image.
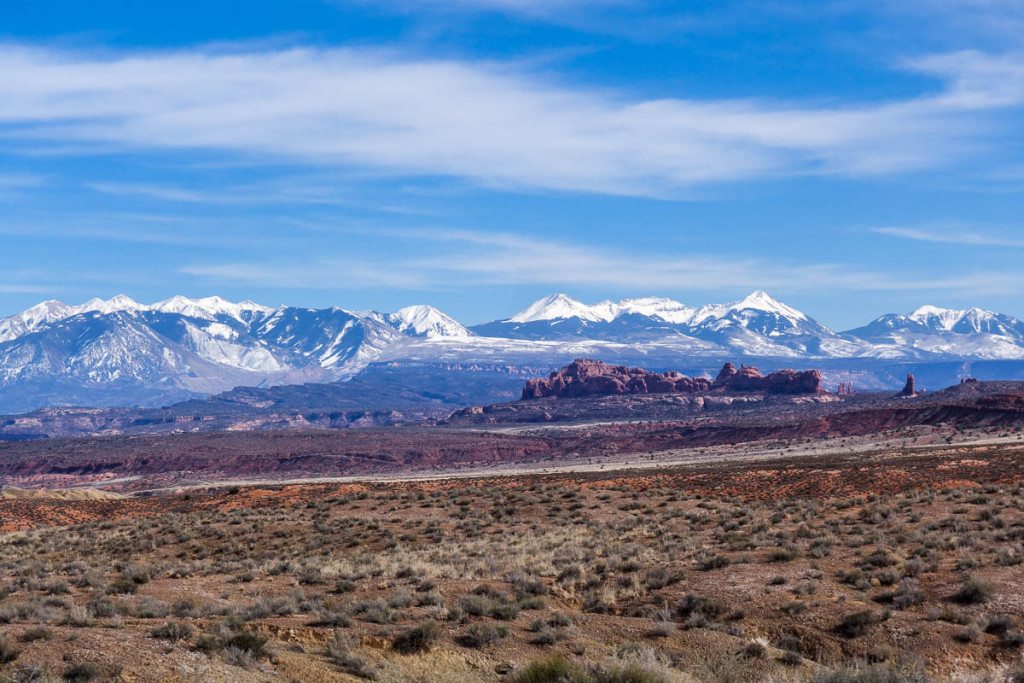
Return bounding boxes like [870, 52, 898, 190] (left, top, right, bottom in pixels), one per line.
[0, 284, 49, 294]
[84, 179, 443, 214]
[181, 226, 1024, 296]
[0, 44, 1022, 196]
[873, 226, 1024, 247]
[0, 174, 45, 188]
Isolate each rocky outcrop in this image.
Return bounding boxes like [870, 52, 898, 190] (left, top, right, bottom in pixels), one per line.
[899, 374, 916, 398]
[521, 359, 821, 400]
[522, 359, 711, 400]
[712, 362, 823, 395]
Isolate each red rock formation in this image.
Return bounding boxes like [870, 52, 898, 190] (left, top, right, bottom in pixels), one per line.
[521, 359, 711, 400]
[899, 374, 916, 398]
[711, 363, 822, 395]
[522, 359, 821, 400]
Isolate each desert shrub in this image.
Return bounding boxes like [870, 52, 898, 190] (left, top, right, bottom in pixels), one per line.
[996, 547, 1022, 566]
[838, 569, 872, 591]
[742, 640, 766, 659]
[812, 656, 931, 682]
[105, 578, 138, 595]
[133, 597, 171, 619]
[780, 649, 803, 666]
[223, 631, 270, 660]
[151, 621, 194, 641]
[1002, 629, 1024, 647]
[311, 605, 352, 627]
[0, 636, 21, 664]
[2, 664, 57, 683]
[646, 616, 676, 638]
[61, 605, 94, 627]
[642, 567, 682, 590]
[459, 623, 503, 648]
[352, 598, 397, 624]
[902, 558, 925, 577]
[860, 550, 897, 569]
[984, 614, 1015, 636]
[512, 576, 550, 597]
[391, 620, 441, 654]
[694, 550, 730, 571]
[835, 611, 878, 638]
[224, 647, 258, 669]
[782, 601, 808, 615]
[952, 576, 994, 605]
[121, 565, 152, 585]
[769, 546, 799, 563]
[531, 624, 569, 646]
[326, 631, 375, 679]
[62, 663, 99, 682]
[416, 591, 445, 607]
[459, 594, 520, 621]
[19, 627, 50, 643]
[334, 579, 358, 593]
[296, 567, 325, 585]
[953, 623, 982, 643]
[675, 593, 726, 623]
[511, 655, 589, 683]
[874, 579, 925, 610]
[88, 596, 117, 619]
[931, 606, 970, 625]
[874, 569, 901, 586]
[386, 590, 414, 609]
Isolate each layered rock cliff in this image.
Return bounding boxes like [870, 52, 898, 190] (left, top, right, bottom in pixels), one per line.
[521, 359, 821, 400]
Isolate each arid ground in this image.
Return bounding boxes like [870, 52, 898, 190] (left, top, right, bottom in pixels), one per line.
[2, 422, 1024, 681]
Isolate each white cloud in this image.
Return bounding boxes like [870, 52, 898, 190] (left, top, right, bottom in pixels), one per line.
[872, 226, 1024, 247]
[180, 226, 1024, 296]
[0, 44, 1022, 196]
[0, 174, 45, 188]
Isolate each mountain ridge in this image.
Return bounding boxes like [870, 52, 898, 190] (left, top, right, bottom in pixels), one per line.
[3, 292, 1024, 412]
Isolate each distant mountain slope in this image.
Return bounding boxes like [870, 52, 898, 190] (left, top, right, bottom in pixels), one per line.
[844, 306, 1024, 360]
[3, 292, 1024, 412]
[471, 291, 857, 356]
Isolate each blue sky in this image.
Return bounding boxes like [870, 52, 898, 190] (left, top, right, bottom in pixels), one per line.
[1, 0, 1024, 328]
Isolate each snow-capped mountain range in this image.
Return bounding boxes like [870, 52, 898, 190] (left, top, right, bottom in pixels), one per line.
[1, 291, 1024, 412]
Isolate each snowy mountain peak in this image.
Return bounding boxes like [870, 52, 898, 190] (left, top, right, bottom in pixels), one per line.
[21, 299, 73, 320]
[907, 305, 1000, 332]
[76, 294, 143, 316]
[508, 293, 608, 323]
[615, 297, 696, 324]
[152, 295, 274, 321]
[732, 290, 808, 321]
[0, 300, 76, 343]
[388, 305, 472, 338]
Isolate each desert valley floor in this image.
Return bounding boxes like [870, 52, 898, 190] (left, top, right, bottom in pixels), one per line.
[3, 379, 1024, 681]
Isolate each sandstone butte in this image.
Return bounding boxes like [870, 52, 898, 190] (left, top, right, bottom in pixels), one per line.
[521, 359, 822, 400]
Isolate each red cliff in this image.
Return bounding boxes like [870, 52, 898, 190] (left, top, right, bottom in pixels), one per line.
[522, 359, 821, 400]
